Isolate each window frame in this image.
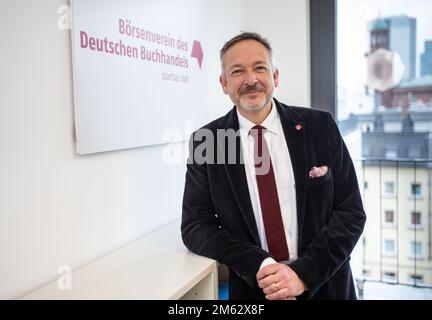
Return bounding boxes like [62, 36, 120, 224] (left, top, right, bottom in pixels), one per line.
[382, 239, 397, 256]
[383, 209, 396, 227]
[410, 211, 422, 228]
[410, 183, 421, 199]
[409, 274, 424, 284]
[310, 0, 337, 117]
[409, 240, 423, 259]
[383, 181, 396, 197]
[382, 271, 397, 282]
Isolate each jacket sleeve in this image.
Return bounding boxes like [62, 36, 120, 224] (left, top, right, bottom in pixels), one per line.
[288, 112, 366, 297]
[181, 132, 271, 288]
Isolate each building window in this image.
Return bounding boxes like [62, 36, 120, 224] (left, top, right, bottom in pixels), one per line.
[410, 241, 422, 258]
[383, 239, 396, 256]
[409, 274, 424, 284]
[408, 145, 421, 158]
[411, 183, 421, 197]
[410, 211, 422, 227]
[385, 146, 398, 159]
[364, 181, 368, 189]
[384, 210, 395, 225]
[384, 182, 395, 196]
[383, 271, 397, 282]
[336, 0, 432, 293]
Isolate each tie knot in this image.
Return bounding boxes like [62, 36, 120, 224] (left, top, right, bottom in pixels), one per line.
[250, 125, 266, 137]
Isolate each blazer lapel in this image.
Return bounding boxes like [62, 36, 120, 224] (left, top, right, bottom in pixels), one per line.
[219, 107, 261, 246]
[275, 99, 308, 250]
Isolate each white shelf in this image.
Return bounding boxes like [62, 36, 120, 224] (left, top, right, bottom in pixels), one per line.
[21, 220, 218, 300]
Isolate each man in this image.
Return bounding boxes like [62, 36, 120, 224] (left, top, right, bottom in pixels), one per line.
[181, 32, 366, 300]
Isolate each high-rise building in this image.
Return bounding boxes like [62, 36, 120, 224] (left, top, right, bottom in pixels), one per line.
[421, 40, 432, 76]
[389, 16, 417, 81]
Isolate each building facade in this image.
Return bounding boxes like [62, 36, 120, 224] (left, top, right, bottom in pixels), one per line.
[421, 40, 432, 77]
[361, 115, 432, 286]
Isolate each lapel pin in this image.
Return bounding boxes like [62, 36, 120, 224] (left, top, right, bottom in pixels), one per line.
[295, 124, 303, 131]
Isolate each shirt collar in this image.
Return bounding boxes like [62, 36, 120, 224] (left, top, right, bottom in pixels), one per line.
[236, 100, 280, 135]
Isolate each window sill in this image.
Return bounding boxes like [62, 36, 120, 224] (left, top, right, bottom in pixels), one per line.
[408, 256, 425, 260]
[408, 196, 423, 201]
[408, 226, 424, 230]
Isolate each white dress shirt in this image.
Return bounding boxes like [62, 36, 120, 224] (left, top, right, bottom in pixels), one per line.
[237, 102, 298, 267]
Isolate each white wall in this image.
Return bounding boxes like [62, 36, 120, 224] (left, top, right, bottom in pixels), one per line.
[0, 0, 309, 299]
[205, 0, 310, 120]
[0, 0, 191, 299]
[203, 0, 247, 120]
[246, 0, 311, 108]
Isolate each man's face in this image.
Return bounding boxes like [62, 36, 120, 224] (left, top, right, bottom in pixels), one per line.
[219, 40, 279, 114]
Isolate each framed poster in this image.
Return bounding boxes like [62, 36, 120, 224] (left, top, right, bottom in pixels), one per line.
[70, 0, 206, 154]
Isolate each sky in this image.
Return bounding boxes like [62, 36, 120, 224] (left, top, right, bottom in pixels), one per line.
[337, 0, 432, 119]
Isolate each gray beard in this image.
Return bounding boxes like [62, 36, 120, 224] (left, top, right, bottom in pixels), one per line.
[237, 95, 272, 113]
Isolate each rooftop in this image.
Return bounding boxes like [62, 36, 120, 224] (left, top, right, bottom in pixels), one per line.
[398, 75, 432, 89]
[370, 18, 389, 31]
[362, 113, 432, 160]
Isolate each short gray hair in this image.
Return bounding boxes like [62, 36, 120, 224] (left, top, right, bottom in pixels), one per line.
[220, 32, 274, 73]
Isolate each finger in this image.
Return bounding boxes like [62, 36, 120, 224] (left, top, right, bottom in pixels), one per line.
[262, 282, 279, 295]
[265, 288, 291, 300]
[256, 263, 280, 280]
[257, 274, 278, 289]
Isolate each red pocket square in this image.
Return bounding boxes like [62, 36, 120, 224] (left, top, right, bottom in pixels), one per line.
[309, 165, 328, 178]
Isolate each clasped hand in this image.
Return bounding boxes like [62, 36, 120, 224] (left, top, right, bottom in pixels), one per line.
[256, 263, 305, 300]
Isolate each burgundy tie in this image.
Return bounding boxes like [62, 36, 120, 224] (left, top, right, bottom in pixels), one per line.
[250, 125, 289, 262]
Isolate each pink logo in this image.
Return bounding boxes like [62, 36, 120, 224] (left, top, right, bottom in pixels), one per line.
[191, 40, 203, 68]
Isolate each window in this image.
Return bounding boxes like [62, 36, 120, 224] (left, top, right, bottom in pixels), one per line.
[410, 241, 422, 258]
[410, 211, 422, 227]
[383, 239, 396, 256]
[336, 0, 432, 291]
[384, 210, 395, 225]
[411, 183, 421, 197]
[364, 181, 368, 189]
[385, 147, 398, 159]
[384, 122, 402, 132]
[408, 145, 421, 158]
[383, 271, 397, 282]
[384, 182, 395, 196]
[409, 274, 424, 284]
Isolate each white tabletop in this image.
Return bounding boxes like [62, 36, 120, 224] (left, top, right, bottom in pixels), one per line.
[22, 220, 217, 300]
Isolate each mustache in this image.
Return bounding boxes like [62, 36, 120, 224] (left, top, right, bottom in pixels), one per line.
[238, 84, 265, 95]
